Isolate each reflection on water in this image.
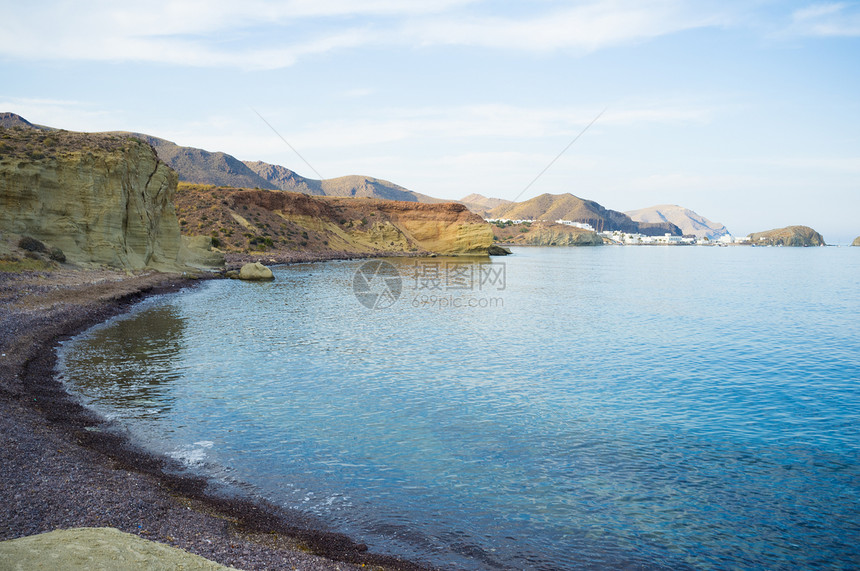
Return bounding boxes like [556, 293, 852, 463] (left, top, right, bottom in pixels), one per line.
[62, 305, 185, 421]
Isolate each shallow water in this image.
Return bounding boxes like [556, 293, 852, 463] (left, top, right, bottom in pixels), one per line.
[59, 247, 860, 569]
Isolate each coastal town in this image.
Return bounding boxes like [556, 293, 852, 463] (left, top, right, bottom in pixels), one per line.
[597, 229, 751, 246]
[486, 218, 790, 246]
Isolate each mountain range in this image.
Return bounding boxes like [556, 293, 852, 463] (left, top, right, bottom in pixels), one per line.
[2, 112, 728, 240]
[0, 113, 437, 203]
[119, 132, 443, 203]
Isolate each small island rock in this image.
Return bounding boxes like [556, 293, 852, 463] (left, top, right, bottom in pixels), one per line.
[239, 262, 274, 280]
[488, 245, 513, 256]
[748, 225, 825, 247]
[853, 236, 860, 246]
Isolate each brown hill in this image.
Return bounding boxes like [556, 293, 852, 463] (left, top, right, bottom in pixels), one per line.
[243, 160, 323, 194]
[460, 193, 514, 217]
[321, 175, 421, 201]
[852, 236, 860, 246]
[489, 193, 681, 236]
[174, 184, 493, 257]
[245, 159, 444, 203]
[748, 225, 825, 247]
[0, 112, 51, 130]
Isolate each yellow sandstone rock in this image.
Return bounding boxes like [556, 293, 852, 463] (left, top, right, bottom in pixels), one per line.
[0, 131, 221, 271]
[238, 261, 274, 280]
[0, 527, 238, 571]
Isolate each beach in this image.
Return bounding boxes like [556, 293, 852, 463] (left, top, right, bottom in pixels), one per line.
[0, 266, 428, 571]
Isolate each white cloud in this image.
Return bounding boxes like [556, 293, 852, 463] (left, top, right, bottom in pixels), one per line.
[0, 0, 734, 68]
[403, 0, 728, 52]
[788, 2, 860, 37]
[256, 101, 712, 151]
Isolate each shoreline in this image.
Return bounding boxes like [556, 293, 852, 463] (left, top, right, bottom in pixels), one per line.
[0, 265, 432, 571]
[223, 249, 431, 270]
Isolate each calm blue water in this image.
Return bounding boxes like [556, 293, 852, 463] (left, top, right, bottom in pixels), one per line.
[59, 247, 860, 569]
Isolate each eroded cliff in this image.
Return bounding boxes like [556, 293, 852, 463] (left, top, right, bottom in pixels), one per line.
[175, 185, 494, 256]
[0, 127, 190, 271]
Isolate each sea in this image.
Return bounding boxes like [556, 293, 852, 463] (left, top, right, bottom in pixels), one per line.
[57, 246, 860, 570]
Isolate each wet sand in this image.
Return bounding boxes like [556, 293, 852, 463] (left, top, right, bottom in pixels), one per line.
[0, 267, 431, 571]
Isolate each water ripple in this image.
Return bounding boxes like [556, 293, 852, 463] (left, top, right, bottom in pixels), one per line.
[59, 248, 860, 570]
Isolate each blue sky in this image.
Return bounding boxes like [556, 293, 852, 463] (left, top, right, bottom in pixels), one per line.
[2, 0, 859, 242]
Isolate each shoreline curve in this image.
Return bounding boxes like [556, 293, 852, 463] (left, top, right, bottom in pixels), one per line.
[0, 266, 432, 571]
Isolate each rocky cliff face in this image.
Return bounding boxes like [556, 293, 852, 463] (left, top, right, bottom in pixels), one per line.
[748, 225, 825, 247]
[175, 185, 494, 256]
[492, 221, 603, 246]
[0, 128, 190, 271]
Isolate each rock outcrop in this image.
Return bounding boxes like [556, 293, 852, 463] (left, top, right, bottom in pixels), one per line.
[852, 236, 860, 246]
[487, 245, 512, 255]
[492, 221, 603, 247]
[0, 528, 235, 570]
[748, 225, 825, 247]
[0, 128, 194, 271]
[180, 235, 225, 270]
[239, 261, 274, 280]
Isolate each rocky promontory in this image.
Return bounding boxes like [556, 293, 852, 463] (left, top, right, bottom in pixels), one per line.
[491, 220, 603, 246]
[852, 236, 860, 246]
[0, 126, 218, 271]
[748, 225, 825, 247]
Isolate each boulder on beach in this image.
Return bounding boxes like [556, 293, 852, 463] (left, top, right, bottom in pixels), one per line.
[239, 262, 274, 280]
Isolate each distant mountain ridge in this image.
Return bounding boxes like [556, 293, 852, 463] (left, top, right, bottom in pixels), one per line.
[625, 204, 729, 239]
[121, 133, 276, 190]
[460, 193, 514, 217]
[0, 112, 55, 131]
[0, 113, 440, 204]
[488, 193, 682, 236]
[243, 160, 324, 195]
[122, 133, 438, 203]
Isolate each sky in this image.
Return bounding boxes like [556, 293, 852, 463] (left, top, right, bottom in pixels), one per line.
[1, 1, 859, 242]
